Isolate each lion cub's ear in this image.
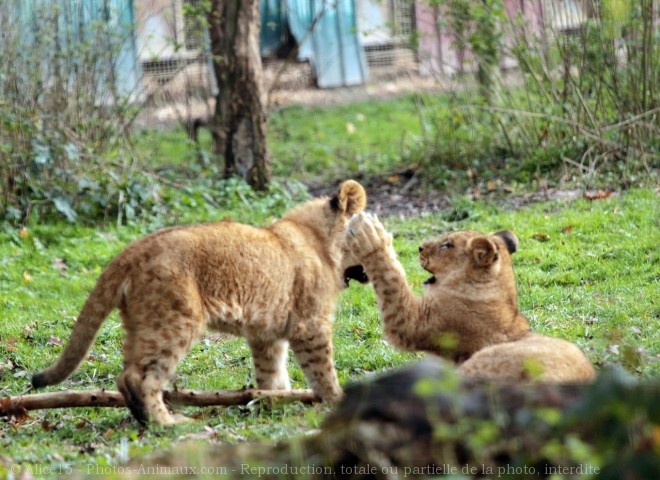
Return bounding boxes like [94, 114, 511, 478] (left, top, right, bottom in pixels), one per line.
[493, 230, 518, 254]
[468, 236, 499, 268]
[331, 180, 367, 217]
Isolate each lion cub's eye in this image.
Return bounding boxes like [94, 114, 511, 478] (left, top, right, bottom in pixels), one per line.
[441, 241, 454, 249]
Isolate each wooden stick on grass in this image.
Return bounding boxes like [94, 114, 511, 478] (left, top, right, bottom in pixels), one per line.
[0, 389, 319, 416]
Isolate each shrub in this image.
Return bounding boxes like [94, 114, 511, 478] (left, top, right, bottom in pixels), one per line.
[0, 2, 137, 224]
[416, 0, 658, 190]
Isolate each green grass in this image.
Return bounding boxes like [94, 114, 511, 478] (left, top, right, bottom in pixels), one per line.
[130, 89, 657, 195]
[132, 94, 426, 181]
[268, 99, 424, 179]
[1, 189, 658, 477]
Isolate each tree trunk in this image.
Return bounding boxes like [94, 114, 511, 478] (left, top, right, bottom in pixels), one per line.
[207, 0, 270, 190]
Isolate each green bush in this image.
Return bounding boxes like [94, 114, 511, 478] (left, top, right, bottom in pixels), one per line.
[416, 0, 658, 190]
[0, 3, 136, 224]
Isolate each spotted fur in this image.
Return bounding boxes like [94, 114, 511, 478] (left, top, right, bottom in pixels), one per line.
[32, 180, 367, 425]
[346, 213, 595, 383]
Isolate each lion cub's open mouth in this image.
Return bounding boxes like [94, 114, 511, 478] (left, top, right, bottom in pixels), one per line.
[344, 265, 369, 286]
[420, 258, 436, 285]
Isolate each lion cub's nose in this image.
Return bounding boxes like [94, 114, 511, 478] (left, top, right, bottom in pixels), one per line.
[418, 246, 424, 253]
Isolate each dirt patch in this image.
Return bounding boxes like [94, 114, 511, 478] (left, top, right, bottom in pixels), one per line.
[307, 172, 588, 218]
[267, 75, 446, 109]
[307, 172, 451, 218]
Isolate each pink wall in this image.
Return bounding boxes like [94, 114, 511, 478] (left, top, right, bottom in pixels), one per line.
[416, 0, 546, 75]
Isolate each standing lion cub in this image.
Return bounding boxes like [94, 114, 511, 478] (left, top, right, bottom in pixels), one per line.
[32, 180, 368, 425]
[346, 212, 595, 382]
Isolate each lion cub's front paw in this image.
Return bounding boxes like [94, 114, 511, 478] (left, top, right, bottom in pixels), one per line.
[346, 212, 392, 259]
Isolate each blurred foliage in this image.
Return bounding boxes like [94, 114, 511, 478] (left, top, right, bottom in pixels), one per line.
[55, 362, 658, 480]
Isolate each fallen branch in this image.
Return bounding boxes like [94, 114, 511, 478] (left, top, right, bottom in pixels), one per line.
[0, 388, 319, 416]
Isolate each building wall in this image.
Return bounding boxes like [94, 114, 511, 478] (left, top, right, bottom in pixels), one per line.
[7, 0, 139, 99]
[135, 0, 419, 92]
[134, 0, 212, 99]
[416, 0, 548, 76]
[134, 0, 187, 61]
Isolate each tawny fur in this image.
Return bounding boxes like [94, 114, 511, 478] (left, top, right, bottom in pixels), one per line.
[345, 213, 595, 383]
[31, 181, 368, 426]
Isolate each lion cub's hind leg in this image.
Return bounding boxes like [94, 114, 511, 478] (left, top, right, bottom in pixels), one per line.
[118, 328, 198, 426]
[118, 365, 180, 426]
[117, 364, 149, 424]
[249, 339, 291, 391]
[118, 293, 204, 426]
[118, 333, 192, 426]
[290, 328, 342, 403]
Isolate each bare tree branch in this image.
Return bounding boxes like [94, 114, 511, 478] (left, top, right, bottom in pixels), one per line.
[0, 389, 319, 416]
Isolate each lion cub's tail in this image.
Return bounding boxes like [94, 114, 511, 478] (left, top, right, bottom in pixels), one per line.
[31, 261, 126, 389]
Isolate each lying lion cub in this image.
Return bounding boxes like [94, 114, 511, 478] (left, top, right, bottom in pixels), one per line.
[32, 180, 369, 425]
[346, 212, 595, 382]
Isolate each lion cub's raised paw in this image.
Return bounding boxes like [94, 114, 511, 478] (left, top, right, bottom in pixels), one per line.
[346, 212, 392, 259]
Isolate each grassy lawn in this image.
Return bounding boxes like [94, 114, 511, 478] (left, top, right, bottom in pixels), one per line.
[132, 94, 427, 181]
[1, 187, 658, 477]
